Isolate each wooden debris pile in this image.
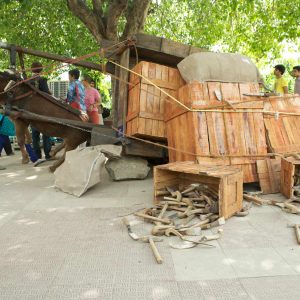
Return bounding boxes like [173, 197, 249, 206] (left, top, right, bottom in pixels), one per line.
[123, 183, 225, 264]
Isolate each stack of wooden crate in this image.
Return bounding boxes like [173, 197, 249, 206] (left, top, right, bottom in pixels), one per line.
[126, 61, 185, 141]
[164, 81, 268, 183]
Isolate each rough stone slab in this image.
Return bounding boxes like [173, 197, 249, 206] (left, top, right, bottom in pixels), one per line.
[105, 156, 150, 181]
[94, 144, 122, 159]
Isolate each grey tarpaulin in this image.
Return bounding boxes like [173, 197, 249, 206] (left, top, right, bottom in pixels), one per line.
[177, 52, 262, 83]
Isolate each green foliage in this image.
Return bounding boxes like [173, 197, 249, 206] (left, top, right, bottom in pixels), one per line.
[145, 0, 300, 79]
[1, 0, 300, 95]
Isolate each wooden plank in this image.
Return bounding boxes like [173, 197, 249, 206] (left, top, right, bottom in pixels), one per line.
[280, 157, 295, 198]
[166, 121, 176, 162]
[221, 83, 242, 157]
[256, 158, 281, 194]
[118, 49, 129, 128]
[221, 172, 243, 218]
[124, 138, 165, 158]
[161, 38, 190, 57]
[206, 82, 223, 156]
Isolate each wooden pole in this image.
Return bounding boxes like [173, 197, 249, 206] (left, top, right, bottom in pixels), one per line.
[0, 41, 115, 75]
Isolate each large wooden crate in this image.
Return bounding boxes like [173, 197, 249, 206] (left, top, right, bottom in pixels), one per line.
[280, 157, 300, 199]
[165, 81, 268, 183]
[154, 161, 243, 219]
[126, 61, 185, 141]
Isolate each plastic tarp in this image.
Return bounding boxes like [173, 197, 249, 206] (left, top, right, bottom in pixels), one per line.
[177, 52, 262, 83]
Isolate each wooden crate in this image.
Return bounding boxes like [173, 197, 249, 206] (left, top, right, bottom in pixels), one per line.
[165, 81, 267, 183]
[280, 157, 300, 199]
[154, 161, 243, 219]
[126, 61, 185, 141]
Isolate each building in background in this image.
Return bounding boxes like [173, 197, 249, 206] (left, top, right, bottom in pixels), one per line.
[48, 80, 69, 99]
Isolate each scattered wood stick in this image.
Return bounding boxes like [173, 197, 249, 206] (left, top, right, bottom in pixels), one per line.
[134, 212, 171, 224]
[243, 194, 265, 205]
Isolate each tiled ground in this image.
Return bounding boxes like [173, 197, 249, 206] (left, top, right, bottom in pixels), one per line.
[1, 154, 300, 299]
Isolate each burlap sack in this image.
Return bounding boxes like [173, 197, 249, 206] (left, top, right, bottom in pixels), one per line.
[54, 147, 106, 197]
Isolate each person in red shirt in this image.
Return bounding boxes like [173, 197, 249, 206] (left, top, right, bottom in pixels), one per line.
[82, 75, 102, 124]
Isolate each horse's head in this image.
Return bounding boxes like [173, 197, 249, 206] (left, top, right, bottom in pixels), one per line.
[0, 70, 21, 104]
[0, 69, 21, 87]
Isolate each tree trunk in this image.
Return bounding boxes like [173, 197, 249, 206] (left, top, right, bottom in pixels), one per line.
[66, 0, 151, 44]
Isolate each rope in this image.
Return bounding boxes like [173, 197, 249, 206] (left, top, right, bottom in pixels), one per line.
[8, 105, 289, 159]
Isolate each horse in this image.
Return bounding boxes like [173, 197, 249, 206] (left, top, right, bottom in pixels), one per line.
[0, 71, 90, 172]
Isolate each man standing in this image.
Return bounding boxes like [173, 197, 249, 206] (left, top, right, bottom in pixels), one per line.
[273, 64, 288, 95]
[30, 62, 52, 160]
[66, 69, 88, 121]
[291, 66, 300, 95]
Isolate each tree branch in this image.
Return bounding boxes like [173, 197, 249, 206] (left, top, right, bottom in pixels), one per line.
[67, 0, 105, 43]
[122, 0, 151, 39]
[106, 0, 128, 40]
[92, 0, 103, 16]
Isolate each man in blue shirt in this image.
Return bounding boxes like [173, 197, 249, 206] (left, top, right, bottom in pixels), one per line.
[67, 69, 88, 121]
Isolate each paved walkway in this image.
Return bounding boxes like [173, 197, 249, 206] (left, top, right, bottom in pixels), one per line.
[0, 154, 300, 299]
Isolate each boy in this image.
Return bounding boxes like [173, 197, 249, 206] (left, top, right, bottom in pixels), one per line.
[291, 66, 300, 95]
[273, 64, 288, 95]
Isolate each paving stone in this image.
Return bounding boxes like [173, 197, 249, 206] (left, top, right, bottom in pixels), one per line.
[178, 279, 250, 300]
[240, 275, 300, 300]
[44, 284, 113, 300]
[113, 281, 181, 300]
[0, 262, 63, 286]
[222, 248, 296, 278]
[274, 246, 300, 274]
[171, 247, 237, 281]
[0, 285, 49, 300]
[115, 240, 176, 283]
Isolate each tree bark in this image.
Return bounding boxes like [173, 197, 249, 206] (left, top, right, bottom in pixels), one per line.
[67, 0, 106, 43]
[122, 0, 151, 39]
[67, 0, 151, 43]
[106, 0, 128, 40]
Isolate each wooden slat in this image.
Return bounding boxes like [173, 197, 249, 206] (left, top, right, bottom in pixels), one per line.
[280, 157, 295, 198]
[256, 158, 281, 194]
